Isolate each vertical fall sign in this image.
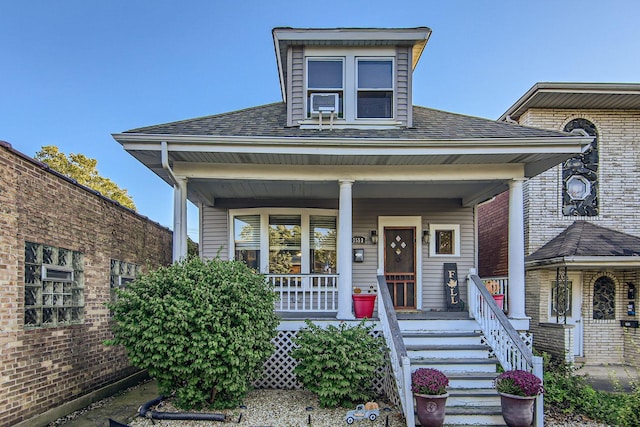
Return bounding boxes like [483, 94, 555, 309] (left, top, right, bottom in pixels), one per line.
[444, 263, 461, 311]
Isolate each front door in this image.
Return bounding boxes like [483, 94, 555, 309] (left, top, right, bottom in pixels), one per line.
[551, 272, 583, 357]
[384, 227, 416, 310]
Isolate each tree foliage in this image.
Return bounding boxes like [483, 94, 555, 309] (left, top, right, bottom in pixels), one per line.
[35, 145, 136, 210]
[106, 257, 279, 409]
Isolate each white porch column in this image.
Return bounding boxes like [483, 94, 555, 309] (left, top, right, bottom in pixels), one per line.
[172, 177, 188, 262]
[508, 178, 527, 319]
[337, 180, 355, 320]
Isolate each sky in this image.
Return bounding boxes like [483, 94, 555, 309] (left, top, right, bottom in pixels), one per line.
[2, 0, 639, 241]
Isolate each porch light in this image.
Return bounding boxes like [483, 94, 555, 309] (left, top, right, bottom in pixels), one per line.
[423, 230, 429, 245]
[370, 230, 378, 244]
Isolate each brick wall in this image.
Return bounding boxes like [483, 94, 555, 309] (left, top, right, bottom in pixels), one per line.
[477, 191, 509, 277]
[0, 142, 173, 426]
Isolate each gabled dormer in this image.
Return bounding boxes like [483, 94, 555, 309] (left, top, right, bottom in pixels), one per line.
[272, 27, 431, 129]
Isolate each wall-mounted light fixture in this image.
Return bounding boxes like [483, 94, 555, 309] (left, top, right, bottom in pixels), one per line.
[422, 230, 429, 245]
[370, 230, 378, 244]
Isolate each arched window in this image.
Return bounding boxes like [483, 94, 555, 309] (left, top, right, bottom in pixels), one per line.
[593, 276, 615, 320]
[562, 119, 598, 216]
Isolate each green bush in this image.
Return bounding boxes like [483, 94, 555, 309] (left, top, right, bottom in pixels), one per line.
[106, 257, 279, 410]
[543, 354, 639, 426]
[291, 319, 386, 408]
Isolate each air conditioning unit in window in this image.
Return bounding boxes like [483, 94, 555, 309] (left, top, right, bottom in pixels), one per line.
[310, 93, 339, 116]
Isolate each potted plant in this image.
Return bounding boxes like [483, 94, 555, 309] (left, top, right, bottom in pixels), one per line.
[411, 368, 449, 427]
[493, 369, 543, 427]
[352, 285, 377, 318]
[485, 279, 505, 309]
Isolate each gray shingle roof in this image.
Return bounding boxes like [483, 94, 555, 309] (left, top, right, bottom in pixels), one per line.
[527, 221, 640, 261]
[124, 103, 571, 140]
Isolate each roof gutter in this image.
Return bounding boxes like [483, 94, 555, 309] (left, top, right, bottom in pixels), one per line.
[526, 255, 640, 270]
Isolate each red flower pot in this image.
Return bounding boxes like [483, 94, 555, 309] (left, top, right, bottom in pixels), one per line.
[352, 294, 376, 318]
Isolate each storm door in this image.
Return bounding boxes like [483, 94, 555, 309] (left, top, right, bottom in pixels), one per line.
[384, 227, 416, 309]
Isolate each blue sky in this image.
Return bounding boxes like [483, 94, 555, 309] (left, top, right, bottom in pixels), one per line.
[2, 0, 639, 240]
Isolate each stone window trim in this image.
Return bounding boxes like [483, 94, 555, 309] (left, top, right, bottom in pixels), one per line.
[24, 241, 84, 328]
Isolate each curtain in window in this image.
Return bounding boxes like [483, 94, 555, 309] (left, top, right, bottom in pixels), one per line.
[310, 215, 337, 274]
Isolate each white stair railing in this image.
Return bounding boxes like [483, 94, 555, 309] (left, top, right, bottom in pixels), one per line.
[468, 273, 544, 427]
[376, 275, 414, 427]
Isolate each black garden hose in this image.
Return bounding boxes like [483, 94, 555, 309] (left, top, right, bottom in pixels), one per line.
[138, 396, 226, 422]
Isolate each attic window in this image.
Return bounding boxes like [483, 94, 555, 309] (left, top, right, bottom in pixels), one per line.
[307, 59, 344, 118]
[357, 59, 393, 118]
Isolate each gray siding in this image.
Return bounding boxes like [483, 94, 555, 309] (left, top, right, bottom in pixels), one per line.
[201, 199, 475, 311]
[201, 206, 229, 260]
[395, 46, 410, 126]
[288, 46, 305, 126]
[352, 199, 475, 311]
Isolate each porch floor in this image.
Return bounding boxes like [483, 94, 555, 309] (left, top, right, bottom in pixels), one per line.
[277, 310, 470, 321]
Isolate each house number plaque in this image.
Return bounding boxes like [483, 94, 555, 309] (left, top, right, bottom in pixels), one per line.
[352, 236, 366, 244]
[443, 263, 462, 311]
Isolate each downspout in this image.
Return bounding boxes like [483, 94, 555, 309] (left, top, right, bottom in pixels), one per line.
[161, 141, 188, 262]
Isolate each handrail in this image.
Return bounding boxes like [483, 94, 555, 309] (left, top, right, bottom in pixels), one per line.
[468, 273, 544, 427]
[376, 274, 414, 427]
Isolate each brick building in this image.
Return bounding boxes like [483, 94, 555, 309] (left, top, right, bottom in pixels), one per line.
[478, 83, 640, 366]
[0, 141, 173, 426]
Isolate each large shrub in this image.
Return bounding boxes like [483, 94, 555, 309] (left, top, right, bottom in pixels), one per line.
[292, 320, 386, 407]
[106, 257, 279, 409]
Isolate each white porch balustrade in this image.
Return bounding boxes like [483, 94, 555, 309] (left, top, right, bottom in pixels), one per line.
[268, 274, 339, 312]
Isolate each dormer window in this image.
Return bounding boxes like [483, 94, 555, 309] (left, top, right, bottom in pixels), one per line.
[307, 59, 344, 118]
[305, 49, 395, 123]
[357, 59, 393, 118]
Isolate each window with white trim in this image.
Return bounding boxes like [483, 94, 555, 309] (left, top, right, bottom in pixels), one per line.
[305, 50, 395, 121]
[24, 241, 84, 328]
[357, 59, 393, 118]
[429, 224, 461, 257]
[231, 209, 337, 275]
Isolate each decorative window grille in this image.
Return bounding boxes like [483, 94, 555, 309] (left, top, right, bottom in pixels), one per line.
[593, 276, 615, 320]
[24, 241, 84, 328]
[562, 119, 598, 216]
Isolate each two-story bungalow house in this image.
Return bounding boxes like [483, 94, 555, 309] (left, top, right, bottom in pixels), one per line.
[479, 83, 640, 369]
[113, 28, 592, 426]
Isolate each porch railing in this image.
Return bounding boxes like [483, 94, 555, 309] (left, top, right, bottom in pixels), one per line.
[468, 273, 544, 427]
[480, 275, 509, 313]
[268, 274, 338, 312]
[376, 274, 415, 427]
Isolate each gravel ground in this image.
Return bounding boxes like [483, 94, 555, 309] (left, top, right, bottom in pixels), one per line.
[129, 389, 405, 427]
[126, 389, 608, 427]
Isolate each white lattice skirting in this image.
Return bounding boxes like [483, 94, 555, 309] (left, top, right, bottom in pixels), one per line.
[253, 329, 401, 409]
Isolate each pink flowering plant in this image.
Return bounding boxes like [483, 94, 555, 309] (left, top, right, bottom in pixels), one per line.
[494, 370, 543, 397]
[411, 368, 449, 395]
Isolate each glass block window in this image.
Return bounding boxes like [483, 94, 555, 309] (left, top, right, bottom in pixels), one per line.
[593, 275, 615, 320]
[562, 119, 598, 216]
[110, 259, 140, 308]
[24, 241, 84, 328]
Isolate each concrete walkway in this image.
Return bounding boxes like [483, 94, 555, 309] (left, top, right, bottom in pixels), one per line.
[577, 364, 639, 393]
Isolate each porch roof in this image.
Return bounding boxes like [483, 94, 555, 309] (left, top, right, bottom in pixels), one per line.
[113, 103, 592, 207]
[526, 221, 640, 269]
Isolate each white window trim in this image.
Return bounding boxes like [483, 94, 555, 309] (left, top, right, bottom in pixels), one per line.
[356, 57, 395, 119]
[229, 208, 338, 274]
[429, 224, 461, 257]
[303, 47, 396, 125]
